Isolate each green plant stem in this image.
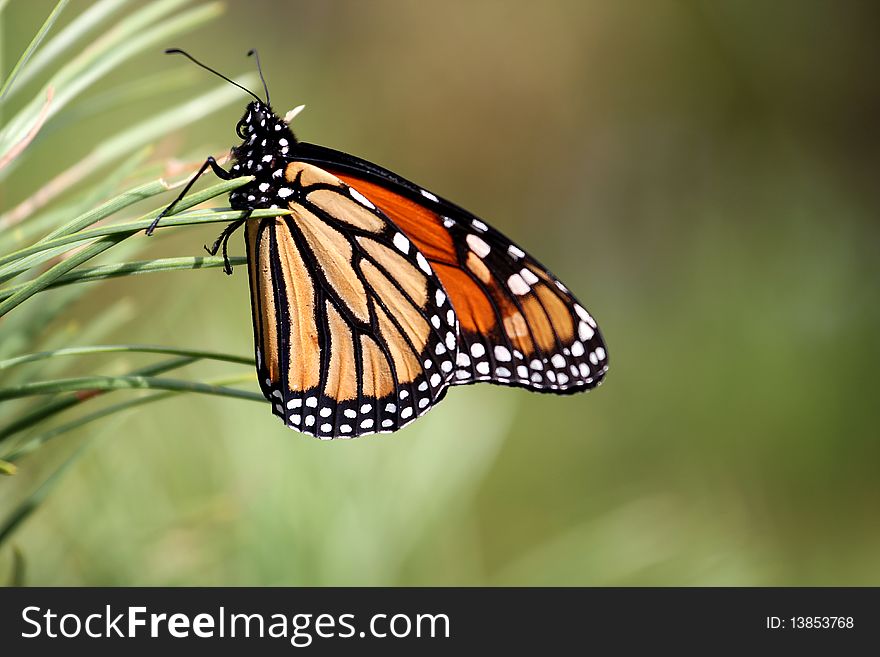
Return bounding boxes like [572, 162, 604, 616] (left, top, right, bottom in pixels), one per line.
[0, 375, 263, 402]
[0, 235, 125, 316]
[0, 256, 249, 301]
[0, 0, 222, 162]
[5, 374, 256, 462]
[41, 179, 169, 241]
[10, 0, 131, 92]
[0, 0, 69, 102]
[0, 174, 272, 273]
[0, 344, 253, 371]
[0, 357, 196, 444]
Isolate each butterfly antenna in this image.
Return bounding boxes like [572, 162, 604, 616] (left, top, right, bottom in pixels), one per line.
[165, 48, 263, 104]
[247, 48, 270, 107]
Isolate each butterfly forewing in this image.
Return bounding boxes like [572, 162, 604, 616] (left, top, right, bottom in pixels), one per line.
[295, 144, 609, 394]
[246, 162, 458, 438]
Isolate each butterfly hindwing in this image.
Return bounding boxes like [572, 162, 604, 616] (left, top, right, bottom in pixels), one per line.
[293, 143, 609, 394]
[246, 162, 457, 438]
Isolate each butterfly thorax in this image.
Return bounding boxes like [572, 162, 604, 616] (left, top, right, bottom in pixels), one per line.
[229, 100, 298, 211]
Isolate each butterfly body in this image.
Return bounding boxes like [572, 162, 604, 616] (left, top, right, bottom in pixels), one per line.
[153, 54, 609, 440]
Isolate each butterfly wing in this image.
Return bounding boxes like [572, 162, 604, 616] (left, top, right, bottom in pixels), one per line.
[293, 143, 609, 394]
[246, 161, 458, 438]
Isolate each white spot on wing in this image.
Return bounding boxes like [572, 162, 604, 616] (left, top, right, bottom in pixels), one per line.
[579, 322, 595, 341]
[393, 233, 410, 253]
[494, 346, 511, 362]
[507, 273, 531, 296]
[466, 234, 491, 258]
[508, 244, 525, 259]
[445, 331, 456, 349]
[520, 268, 539, 285]
[417, 252, 432, 274]
[350, 187, 375, 209]
[420, 189, 438, 202]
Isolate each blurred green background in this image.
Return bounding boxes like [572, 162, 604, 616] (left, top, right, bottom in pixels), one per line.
[2, 0, 879, 585]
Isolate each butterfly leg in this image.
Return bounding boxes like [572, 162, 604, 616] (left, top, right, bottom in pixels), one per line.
[146, 156, 232, 236]
[204, 209, 252, 275]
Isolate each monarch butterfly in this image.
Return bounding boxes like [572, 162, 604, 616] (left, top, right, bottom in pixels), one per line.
[149, 50, 609, 439]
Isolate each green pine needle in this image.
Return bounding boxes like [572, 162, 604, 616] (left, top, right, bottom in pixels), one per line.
[0, 1, 274, 552]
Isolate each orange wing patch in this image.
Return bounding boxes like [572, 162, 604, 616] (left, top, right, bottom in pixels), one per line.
[333, 172, 504, 337]
[293, 206, 370, 323]
[324, 302, 358, 401]
[273, 218, 320, 390]
[331, 172, 457, 265]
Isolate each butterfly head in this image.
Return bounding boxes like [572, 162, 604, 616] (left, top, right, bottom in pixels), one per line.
[236, 101, 281, 135]
[234, 100, 297, 154]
